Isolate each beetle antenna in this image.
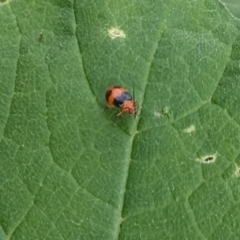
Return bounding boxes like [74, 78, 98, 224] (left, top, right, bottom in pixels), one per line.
[133, 83, 135, 100]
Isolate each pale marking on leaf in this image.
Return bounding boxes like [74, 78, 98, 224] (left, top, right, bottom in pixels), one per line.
[183, 124, 196, 133]
[108, 27, 126, 39]
[153, 111, 162, 117]
[197, 153, 217, 164]
[235, 164, 240, 177]
[0, 0, 9, 6]
[154, 106, 171, 118]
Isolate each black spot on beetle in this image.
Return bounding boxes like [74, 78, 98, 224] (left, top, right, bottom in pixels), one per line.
[105, 89, 112, 101]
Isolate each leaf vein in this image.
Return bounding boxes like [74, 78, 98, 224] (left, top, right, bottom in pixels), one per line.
[73, 0, 102, 109]
[1, 3, 21, 143]
[114, 24, 168, 240]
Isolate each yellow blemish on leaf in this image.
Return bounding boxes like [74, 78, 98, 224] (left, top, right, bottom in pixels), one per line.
[108, 27, 126, 39]
[197, 153, 217, 164]
[0, 0, 9, 5]
[235, 164, 240, 177]
[153, 111, 162, 117]
[183, 125, 196, 133]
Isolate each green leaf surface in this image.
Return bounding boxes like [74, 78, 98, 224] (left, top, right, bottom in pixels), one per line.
[1, 0, 240, 239]
[223, 0, 240, 19]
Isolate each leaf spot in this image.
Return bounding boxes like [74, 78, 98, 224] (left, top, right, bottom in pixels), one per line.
[235, 165, 240, 177]
[161, 106, 171, 116]
[108, 27, 126, 39]
[38, 31, 43, 41]
[0, 0, 9, 5]
[153, 111, 162, 117]
[198, 154, 217, 164]
[183, 125, 196, 134]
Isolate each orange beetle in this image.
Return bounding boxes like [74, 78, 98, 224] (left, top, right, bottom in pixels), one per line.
[105, 86, 138, 116]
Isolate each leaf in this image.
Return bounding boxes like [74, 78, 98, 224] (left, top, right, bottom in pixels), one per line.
[223, 0, 240, 19]
[0, 0, 240, 239]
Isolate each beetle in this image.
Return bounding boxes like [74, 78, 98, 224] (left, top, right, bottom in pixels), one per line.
[105, 86, 138, 117]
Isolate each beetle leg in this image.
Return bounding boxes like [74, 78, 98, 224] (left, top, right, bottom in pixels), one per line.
[116, 111, 123, 117]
